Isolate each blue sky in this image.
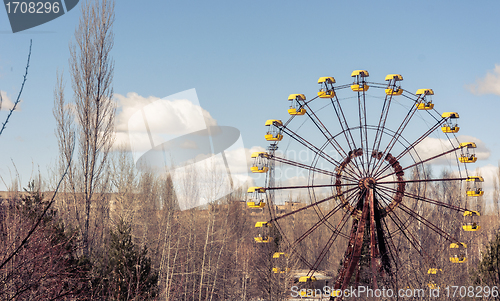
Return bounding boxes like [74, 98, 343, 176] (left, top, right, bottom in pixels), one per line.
[1, 1, 500, 207]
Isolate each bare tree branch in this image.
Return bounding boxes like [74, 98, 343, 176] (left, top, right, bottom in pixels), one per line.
[0, 39, 32, 136]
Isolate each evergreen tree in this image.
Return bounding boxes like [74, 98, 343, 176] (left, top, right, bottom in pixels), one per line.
[473, 231, 500, 289]
[94, 219, 158, 300]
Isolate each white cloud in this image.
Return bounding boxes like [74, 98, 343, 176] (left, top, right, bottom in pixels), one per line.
[0, 90, 21, 111]
[113, 90, 217, 152]
[114, 92, 159, 133]
[466, 64, 500, 95]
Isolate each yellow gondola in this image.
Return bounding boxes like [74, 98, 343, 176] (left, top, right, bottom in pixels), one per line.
[467, 190, 484, 197]
[254, 221, 271, 243]
[459, 156, 477, 163]
[273, 252, 287, 258]
[317, 77, 336, 98]
[247, 187, 266, 208]
[385, 74, 403, 96]
[299, 276, 317, 282]
[254, 236, 271, 243]
[265, 119, 283, 141]
[417, 103, 434, 110]
[460, 142, 477, 148]
[459, 142, 477, 163]
[351, 70, 369, 92]
[272, 252, 291, 273]
[299, 291, 317, 297]
[415, 89, 434, 110]
[462, 210, 481, 231]
[287, 94, 306, 115]
[272, 268, 289, 273]
[428, 268, 441, 274]
[449, 242, 467, 263]
[466, 176, 484, 197]
[385, 74, 403, 81]
[250, 152, 269, 173]
[427, 268, 442, 289]
[441, 112, 459, 133]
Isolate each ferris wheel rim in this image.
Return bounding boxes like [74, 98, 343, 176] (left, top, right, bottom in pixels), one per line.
[254, 73, 481, 288]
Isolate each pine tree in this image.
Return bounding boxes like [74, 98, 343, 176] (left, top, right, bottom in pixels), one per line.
[473, 231, 500, 288]
[94, 219, 158, 300]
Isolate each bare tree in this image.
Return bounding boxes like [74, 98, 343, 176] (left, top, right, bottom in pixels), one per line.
[494, 161, 500, 217]
[55, 0, 116, 255]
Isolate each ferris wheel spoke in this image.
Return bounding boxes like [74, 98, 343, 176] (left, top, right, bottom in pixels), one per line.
[310, 188, 361, 241]
[334, 84, 354, 90]
[395, 201, 459, 243]
[370, 97, 424, 177]
[345, 188, 361, 208]
[372, 188, 392, 208]
[266, 183, 358, 191]
[274, 225, 317, 270]
[283, 201, 352, 272]
[268, 215, 315, 270]
[286, 249, 315, 271]
[309, 209, 353, 275]
[375, 189, 437, 262]
[376, 146, 461, 181]
[275, 189, 359, 261]
[327, 94, 365, 175]
[380, 213, 401, 274]
[305, 98, 361, 174]
[379, 190, 442, 245]
[383, 205, 432, 262]
[279, 125, 362, 179]
[377, 185, 468, 213]
[282, 114, 297, 128]
[367, 90, 396, 175]
[270, 155, 358, 183]
[373, 117, 447, 178]
[356, 91, 369, 176]
[342, 159, 363, 181]
[329, 96, 357, 150]
[268, 186, 358, 223]
[364, 82, 386, 88]
[377, 177, 467, 185]
[302, 102, 349, 158]
[291, 201, 347, 249]
[374, 189, 413, 234]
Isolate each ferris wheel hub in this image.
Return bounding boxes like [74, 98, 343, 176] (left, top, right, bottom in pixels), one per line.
[358, 177, 376, 189]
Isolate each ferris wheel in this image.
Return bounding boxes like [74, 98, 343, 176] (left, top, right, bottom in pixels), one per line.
[248, 70, 483, 298]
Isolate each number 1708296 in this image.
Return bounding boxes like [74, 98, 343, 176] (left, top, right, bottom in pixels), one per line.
[443, 286, 498, 298]
[5, 2, 60, 14]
